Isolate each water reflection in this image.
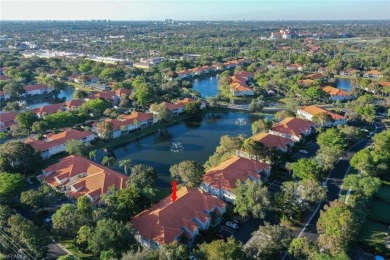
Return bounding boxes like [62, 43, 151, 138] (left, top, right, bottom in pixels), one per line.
[98, 112, 271, 187]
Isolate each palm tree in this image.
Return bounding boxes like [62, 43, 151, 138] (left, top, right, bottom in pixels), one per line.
[119, 159, 132, 175]
[101, 156, 116, 167]
[88, 150, 97, 160]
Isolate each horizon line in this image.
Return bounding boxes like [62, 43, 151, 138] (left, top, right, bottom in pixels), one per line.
[1, 19, 390, 22]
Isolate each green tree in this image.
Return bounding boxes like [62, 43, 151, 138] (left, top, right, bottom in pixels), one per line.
[195, 237, 245, 260]
[77, 195, 93, 216]
[291, 158, 323, 180]
[3, 81, 24, 98]
[349, 149, 377, 176]
[101, 156, 116, 167]
[52, 204, 88, 237]
[31, 120, 49, 133]
[121, 247, 159, 260]
[7, 214, 50, 258]
[251, 118, 272, 135]
[89, 149, 97, 160]
[170, 160, 205, 187]
[9, 124, 29, 138]
[159, 241, 189, 260]
[65, 139, 91, 156]
[317, 201, 359, 256]
[128, 164, 157, 188]
[317, 128, 347, 151]
[16, 111, 39, 130]
[343, 175, 381, 198]
[96, 121, 113, 140]
[276, 179, 326, 222]
[119, 159, 132, 175]
[73, 89, 88, 99]
[87, 218, 135, 257]
[2, 101, 24, 112]
[81, 98, 110, 116]
[20, 189, 47, 210]
[245, 223, 294, 259]
[132, 82, 153, 106]
[275, 110, 295, 121]
[288, 237, 317, 260]
[0, 205, 12, 227]
[0, 172, 25, 205]
[184, 101, 201, 115]
[150, 103, 172, 122]
[233, 179, 270, 219]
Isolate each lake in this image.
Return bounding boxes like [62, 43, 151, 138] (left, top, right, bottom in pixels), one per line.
[192, 75, 219, 98]
[26, 85, 75, 109]
[98, 112, 271, 188]
[336, 78, 353, 91]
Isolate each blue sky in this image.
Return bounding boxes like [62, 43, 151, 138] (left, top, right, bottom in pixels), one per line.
[1, 0, 389, 21]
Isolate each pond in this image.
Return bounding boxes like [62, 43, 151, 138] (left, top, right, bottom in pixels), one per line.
[98, 112, 273, 188]
[26, 85, 75, 109]
[336, 78, 353, 91]
[192, 75, 219, 98]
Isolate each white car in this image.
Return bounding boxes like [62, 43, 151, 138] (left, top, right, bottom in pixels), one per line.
[45, 215, 53, 223]
[225, 221, 239, 229]
[298, 150, 309, 154]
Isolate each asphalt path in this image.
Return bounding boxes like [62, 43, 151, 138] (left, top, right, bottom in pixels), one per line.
[279, 121, 387, 259]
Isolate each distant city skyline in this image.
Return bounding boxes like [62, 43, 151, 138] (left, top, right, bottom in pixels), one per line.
[1, 0, 389, 21]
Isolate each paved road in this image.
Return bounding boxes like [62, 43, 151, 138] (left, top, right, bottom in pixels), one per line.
[292, 121, 387, 242]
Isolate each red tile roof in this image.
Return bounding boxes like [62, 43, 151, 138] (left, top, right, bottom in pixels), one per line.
[23, 84, 49, 92]
[202, 155, 270, 191]
[322, 86, 350, 97]
[251, 132, 294, 151]
[41, 155, 128, 199]
[25, 129, 94, 151]
[271, 117, 316, 138]
[0, 112, 17, 131]
[378, 82, 390, 87]
[299, 105, 345, 121]
[131, 187, 225, 246]
[0, 112, 17, 123]
[94, 111, 153, 131]
[64, 99, 85, 109]
[230, 82, 252, 92]
[365, 70, 382, 75]
[32, 103, 64, 116]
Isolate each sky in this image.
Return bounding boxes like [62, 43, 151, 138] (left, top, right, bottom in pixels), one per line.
[1, 0, 389, 21]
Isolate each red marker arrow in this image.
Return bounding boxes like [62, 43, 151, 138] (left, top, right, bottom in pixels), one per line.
[171, 180, 177, 202]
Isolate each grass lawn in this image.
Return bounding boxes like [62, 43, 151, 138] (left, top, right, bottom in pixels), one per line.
[359, 221, 389, 257]
[375, 181, 390, 202]
[58, 239, 96, 259]
[369, 199, 390, 224]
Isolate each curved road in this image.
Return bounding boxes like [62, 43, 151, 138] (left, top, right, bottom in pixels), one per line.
[286, 121, 387, 247]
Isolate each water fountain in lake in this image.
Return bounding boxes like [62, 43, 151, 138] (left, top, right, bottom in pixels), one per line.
[170, 141, 184, 152]
[235, 118, 247, 126]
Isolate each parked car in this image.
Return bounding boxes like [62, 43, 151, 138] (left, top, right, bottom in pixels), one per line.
[298, 150, 309, 154]
[225, 221, 239, 229]
[231, 218, 242, 225]
[45, 214, 53, 223]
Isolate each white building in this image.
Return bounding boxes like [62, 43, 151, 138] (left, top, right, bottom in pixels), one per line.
[297, 105, 347, 127]
[25, 129, 95, 159]
[201, 155, 271, 203]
